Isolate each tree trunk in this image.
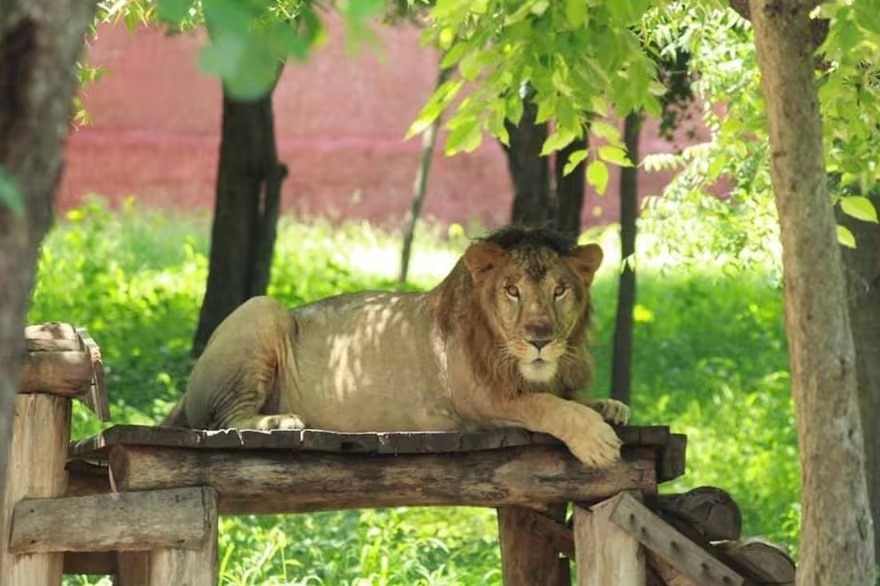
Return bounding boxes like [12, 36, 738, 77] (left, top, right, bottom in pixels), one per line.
[838, 212, 880, 563]
[399, 66, 450, 286]
[555, 135, 587, 239]
[0, 0, 97, 503]
[749, 0, 875, 583]
[611, 111, 642, 404]
[504, 96, 554, 228]
[192, 81, 288, 357]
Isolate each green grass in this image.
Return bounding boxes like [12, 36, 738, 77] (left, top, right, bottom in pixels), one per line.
[36, 199, 798, 585]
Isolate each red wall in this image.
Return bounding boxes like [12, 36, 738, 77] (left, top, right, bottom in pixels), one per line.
[60, 19, 701, 227]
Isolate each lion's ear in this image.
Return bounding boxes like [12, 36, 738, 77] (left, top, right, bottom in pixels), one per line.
[464, 242, 506, 280]
[566, 243, 603, 285]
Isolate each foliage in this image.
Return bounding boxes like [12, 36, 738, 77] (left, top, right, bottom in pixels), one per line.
[407, 0, 667, 193]
[40, 203, 798, 585]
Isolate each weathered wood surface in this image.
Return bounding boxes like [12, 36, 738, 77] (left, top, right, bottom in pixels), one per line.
[10, 487, 216, 553]
[574, 496, 645, 586]
[116, 552, 151, 586]
[71, 423, 672, 456]
[498, 505, 570, 586]
[20, 323, 109, 420]
[0, 394, 71, 586]
[106, 444, 657, 515]
[610, 492, 745, 586]
[646, 550, 699, 586]
[647, 486, 742, 541]
[715, 538, 795, 585]
[148, 489, 218, 586]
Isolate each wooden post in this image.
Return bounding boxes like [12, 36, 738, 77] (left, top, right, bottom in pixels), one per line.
[148, 488, 218, 586]
[0, 394, 71, 586]
[498, 504, 570, 586]
[573, 496, 645, 586]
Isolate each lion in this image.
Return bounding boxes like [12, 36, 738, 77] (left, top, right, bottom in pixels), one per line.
[163, 226, 629, 467]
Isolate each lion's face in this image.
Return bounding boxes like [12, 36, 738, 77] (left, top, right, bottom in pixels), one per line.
[463, 241, 603, 385]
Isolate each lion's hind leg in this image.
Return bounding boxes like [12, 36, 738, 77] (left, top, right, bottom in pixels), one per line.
[190, 296, 308, 431]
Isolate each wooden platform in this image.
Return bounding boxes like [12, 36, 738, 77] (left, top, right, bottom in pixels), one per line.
[67, 425, 686, 515]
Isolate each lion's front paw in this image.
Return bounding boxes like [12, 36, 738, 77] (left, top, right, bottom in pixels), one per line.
[588, 399, 630, 425]
[255, 414, 306, 431]
[565, 419, 622, 467]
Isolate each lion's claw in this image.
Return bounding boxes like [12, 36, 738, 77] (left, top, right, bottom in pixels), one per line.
[589, 399, 630, 425]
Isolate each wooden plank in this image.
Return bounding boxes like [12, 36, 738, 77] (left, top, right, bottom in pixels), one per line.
[108, 445, 657, 515]
[498, 504, 570, 586]
[574, 496, 645, 586]
[646, 550, 699, 586]
[658, 434, 687, 482]
[19, 349, 94, 396]
[63, 551, 117, 575]
[76, 327, 110, 421]
[609, 492, 745, 586]
[0, 394, 71, 586]
[10, 487, 216, 553]
[70, 424, 673, 459]
[116, 552, 150, 586]
[148, 489, 217, 586]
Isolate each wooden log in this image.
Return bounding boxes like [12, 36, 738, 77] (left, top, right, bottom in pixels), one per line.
[19, 350, 94, 396]
[116, 552, 150, 586]
[0, 394, 71, 586]
[25, 323, 82, 352]
[714, 538, 795, 585]
[63, 551, 117, 575]
[609, 492, 745, 586]
[108, 445, 657, 515]
[574, 496, 645, 585]
[148, 488, 218, 586]
[76, 327, 110, 421]
[10, 487, 217, 553]
[647, 486, 742, 541]
[498, 504, 570, 586]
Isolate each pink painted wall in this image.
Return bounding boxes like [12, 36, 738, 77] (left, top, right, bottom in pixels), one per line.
[60, 18, 701, 227]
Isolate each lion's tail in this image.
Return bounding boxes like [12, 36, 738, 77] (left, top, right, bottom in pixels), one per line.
[161, 399, 189, 428]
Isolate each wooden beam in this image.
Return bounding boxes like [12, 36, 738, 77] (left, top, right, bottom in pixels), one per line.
[574, 496, 645, 585]
[0, 394, 71, 586]
[647, 486, 742, 541]
[116, 552, 150, 586]
[498, 504, 570, 586]
[10, 487, 216, 554]
[108, 445, 657, 515]
[609, 492, 745, 586]
[148, 489, 218, 586]
[63, 551, 117, 575]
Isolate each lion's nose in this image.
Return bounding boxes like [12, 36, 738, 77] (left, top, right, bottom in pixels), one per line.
[529, 338, 553, 350]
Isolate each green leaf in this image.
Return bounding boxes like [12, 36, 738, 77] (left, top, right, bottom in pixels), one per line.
[199, 34, 279, 100]
[540, 129, 576, 156]
[598, 145, 634, 167]
[446, 118, 483, 153]
[590, 120, 621, 142]
[562, 149, 588, 176]
[157, 0, 191, 24]
[840, 196, 879, 223]
[586, 160, 609, 195]
[837, 225, 856, 248]
[0, 166, 23, 218]
[565, 0, 587, 27]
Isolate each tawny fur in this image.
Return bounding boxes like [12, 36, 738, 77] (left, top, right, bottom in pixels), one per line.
[164, 227, 629, 467]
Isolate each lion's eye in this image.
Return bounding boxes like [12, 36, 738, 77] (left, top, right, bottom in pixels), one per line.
[505, 285, 520, 299]
[554, 284, 568, 298]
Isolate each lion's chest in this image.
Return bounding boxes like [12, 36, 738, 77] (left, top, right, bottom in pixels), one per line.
[283, 292, 461, 432]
